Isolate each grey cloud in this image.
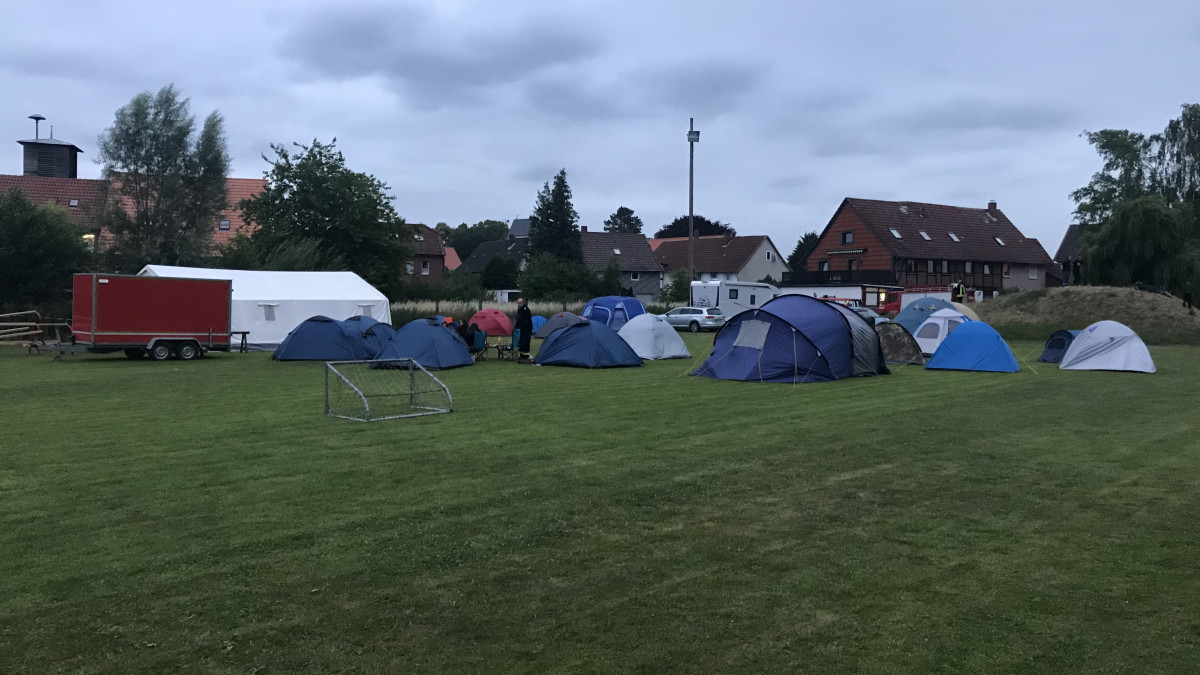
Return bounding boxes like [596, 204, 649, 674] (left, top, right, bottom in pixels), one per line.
[635, 61, 766, 118]
[282, 4, 602, 108]
[890, 98, 1075, 136]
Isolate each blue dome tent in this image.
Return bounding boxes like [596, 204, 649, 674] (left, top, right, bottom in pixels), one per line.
[1037, 329, 1080, 363]
[373, 318, 474, 370]
[581, 296, 646, 331]
[341, 315, 395, 359]
[925, 321, 1019, 372]
[693, 294, 888, 383]
[893, 297, 956, 333]
[531, 315, 548, 334]
[534, 321, 642, 368]
[273, 316, 370, 361]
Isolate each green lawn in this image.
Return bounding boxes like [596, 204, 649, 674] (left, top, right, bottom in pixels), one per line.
[2, 335, 1199, 673]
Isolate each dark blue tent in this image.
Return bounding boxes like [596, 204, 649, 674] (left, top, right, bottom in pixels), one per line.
[925, 321, 1019, 372]
[581, 296, 646, 331]
[534, 321, 642, 368]
[893, 298, 956, 332]
[273, 316, 370, 361]
[341, 316, 395, 359]
[373, 318, 474, 370]
[1037, 329, 1080, 363]
[693, 294, 888, 383]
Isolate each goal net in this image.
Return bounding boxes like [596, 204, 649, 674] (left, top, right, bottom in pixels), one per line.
[325, 359, 453, 421]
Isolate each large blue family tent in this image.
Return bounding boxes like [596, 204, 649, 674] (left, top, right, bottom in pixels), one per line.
[925, 321, 1019, 372]
[893, 297, 956, 333]
[341, 315, 396, 359]
[373, 318, 474, 370]
[534, 321, 642, 368]
[693, 294, 888, 383]
[581, 296, 646, 331]
[273, 315, 370, 361]
[1037, 329, 1080, 363]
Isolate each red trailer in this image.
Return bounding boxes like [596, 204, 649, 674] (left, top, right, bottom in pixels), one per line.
[71, 273, 233, 360]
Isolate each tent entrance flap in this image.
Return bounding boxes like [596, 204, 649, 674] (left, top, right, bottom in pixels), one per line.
[733, 319, 771, 350]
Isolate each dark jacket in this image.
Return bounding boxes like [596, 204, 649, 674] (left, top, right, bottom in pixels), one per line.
[515, 305, 533, 333]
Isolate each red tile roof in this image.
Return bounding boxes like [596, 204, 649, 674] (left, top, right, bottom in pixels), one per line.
[840, 198, 1053, 265]
[213, 177, 267, 245]
[443, 246, 462, 271]
[654, 235, 772, 274]
[0, 174, 106, 227]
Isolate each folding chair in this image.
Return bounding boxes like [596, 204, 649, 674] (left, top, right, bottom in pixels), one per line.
[471, 331, 489, 361]
[497, 329, 521, 361]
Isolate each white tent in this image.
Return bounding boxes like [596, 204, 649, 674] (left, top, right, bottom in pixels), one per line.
[1059, 320, 1155, 373]
[617, 313, 691, 360]
[138, 265, 390, 349]
[913, 308, 968, 355]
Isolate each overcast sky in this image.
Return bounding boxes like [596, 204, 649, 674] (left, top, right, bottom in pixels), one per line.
[2, 0, 1198, 256]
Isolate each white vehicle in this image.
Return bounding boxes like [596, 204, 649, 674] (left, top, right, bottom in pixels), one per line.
[690, 281, 778, 313]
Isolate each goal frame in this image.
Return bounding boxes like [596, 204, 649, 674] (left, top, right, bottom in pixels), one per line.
[324, 359, 453, 421]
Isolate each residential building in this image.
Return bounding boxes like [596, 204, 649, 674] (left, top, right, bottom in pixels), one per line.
[793, 198, 1054, 296]
[406, 224, 448, 282]
[1053, 224, 1087, 285]
[651, 234, 790, 283]
[580, 228, 664, 302]
[462, 236, 530, 275]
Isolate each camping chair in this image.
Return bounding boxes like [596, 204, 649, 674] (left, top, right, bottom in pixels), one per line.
[496, 329, 521, 361]
[470, 330, 488, 361]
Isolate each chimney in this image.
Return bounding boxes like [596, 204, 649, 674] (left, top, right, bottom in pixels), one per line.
[581, 226, 587, 233]
[987, 200, 998, 214]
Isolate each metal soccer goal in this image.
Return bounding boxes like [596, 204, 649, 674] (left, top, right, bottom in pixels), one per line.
[324, 359, 453, 421]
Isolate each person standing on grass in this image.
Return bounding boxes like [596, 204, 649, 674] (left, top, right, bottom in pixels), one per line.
[515, 297, 533, 362]
[955, 280, 966, 304]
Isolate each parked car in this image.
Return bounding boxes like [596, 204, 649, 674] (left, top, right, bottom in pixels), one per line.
[662, 306, 727, 332]
[851, 306, 888, 325]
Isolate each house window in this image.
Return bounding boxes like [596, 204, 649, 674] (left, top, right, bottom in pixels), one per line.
[68, 198, 79, 208]
[848, 259, 860, 271]
[414, 233, 424, 241]
[983, 264, 991, 275]
[81, 233, 95, 251]
[841, 231, 854, 245]
[818, 260, 829, 272]
[260, 304, 278, 321]
[766, 250, 774, 261]
[612, 248, 621, 255]
[729, 289, 739, 299]
[1028, 265, 1038, 280]
[995, 237, 1006, 246]
[421, 260, 430, 275]
[965, 261, 973, 274]
[631, 271, 640, 281]
[219, 219, 230, 231]
[941, 260, 949, 274]
[889, 228, 902, 239]
[905, 259, 916, 272]
[919, 231, 931, 241]
[1002, 263, 1012, 278]
[926, 260, 935, 273]
[948, 232, 960, 242]
[406, 261, 415, 275]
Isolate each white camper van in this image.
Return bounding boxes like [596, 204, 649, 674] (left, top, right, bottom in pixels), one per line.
[690, 281, 778, 313]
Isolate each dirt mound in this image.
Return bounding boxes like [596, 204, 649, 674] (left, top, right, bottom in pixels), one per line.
[974, 286, 1200, 345]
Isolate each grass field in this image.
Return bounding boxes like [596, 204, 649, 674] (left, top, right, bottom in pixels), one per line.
[3, 334, 1200, 673]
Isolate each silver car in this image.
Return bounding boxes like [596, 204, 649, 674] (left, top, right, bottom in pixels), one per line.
[662, 306, 727, 332]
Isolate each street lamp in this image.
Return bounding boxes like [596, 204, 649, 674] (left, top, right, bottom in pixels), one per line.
[687, 118, 700, 291]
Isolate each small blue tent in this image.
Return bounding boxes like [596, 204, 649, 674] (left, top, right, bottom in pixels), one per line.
[693, 294, 888, 383]
[581, 296, 646, 331]
[894, 298, 956, 333]
[273, 316, 370, 361]
[534, 321, 642, 368]
[341, 315, 396, 359]
[531, 315, 548, 334]
[1037, 329, 1080, 363]
[925, 321, 1019, 372]
[373, 318, 474, 370]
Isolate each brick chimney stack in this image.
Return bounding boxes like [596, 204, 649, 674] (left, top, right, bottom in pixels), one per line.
[987, 200, 998, 214]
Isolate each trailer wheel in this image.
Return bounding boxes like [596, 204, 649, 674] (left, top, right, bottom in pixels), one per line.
[689, 321, 701, 333]
[176, 342, 200, 361]
[123, 348, 144, 359]
[149, 342, 174, 361]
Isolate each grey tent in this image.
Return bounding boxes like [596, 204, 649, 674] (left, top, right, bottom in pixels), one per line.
[534, 311, 588, 338]
[874, 322, 926, 366]
[1037, 329, 1080, 363]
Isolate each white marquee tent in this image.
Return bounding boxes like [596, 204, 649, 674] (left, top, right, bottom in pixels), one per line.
[617, 313, 690, 360]
[138, 265, 391, 349]
[1059, 320, 1156, 373]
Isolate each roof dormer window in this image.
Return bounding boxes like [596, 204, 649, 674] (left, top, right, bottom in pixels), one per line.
[948, 232, 960, 242]
[612, 248, 621, 255]
[68, 198, 79, 207]
[919, 231, 931, 241]
[889, 228, 902, 239]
